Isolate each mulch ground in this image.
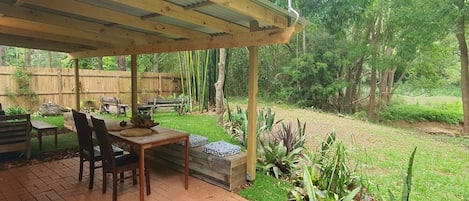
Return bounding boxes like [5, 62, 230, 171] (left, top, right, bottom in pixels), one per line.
[0, 148, 79, 171]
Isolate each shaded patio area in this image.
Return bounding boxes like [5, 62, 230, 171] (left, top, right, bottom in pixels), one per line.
[0, 157, 247, 201]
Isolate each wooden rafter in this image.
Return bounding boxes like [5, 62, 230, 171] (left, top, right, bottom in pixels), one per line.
[210, 0, 289, 28]
[0, 17, 132, 47]
[18, 0, 210, 39]
[0, 25, 111, 49]
[0, 2, 172, 45]
[0, 34, 93, 52]
[69, 27, 296, 58]
[111, 0, 249, 34]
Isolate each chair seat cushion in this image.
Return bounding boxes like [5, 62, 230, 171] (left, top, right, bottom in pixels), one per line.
[93, 145, 124, 157]
[114, 153, 139, 167]
[175, 134, 208, 147]
[203, 141, 241, 157]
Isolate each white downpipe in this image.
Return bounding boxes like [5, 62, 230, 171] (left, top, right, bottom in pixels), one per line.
[287, 0, 299, 26]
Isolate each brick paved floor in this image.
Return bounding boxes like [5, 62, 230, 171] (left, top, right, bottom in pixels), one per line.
[0, 157, 247, 201]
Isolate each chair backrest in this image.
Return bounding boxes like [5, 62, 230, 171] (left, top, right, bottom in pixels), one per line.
[90, 116, 116, 170]
[71, 110, 94, 156]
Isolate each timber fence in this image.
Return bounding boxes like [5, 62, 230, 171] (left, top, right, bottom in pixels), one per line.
[0, 66, 182, 111]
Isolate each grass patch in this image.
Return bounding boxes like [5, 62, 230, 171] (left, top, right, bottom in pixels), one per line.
[239, 172, 293, 201]
[31, 115, 66, 129]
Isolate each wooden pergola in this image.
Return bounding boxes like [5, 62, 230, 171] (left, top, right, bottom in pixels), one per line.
[0, 0, 309, 181]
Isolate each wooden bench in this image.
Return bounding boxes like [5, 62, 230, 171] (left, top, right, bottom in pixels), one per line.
[31, 120, 58, 150]
[138, 98, 187, 116]
[0, 114, 31, 159]
[146, 143, 247, 191]
[99, 96, 128, 117]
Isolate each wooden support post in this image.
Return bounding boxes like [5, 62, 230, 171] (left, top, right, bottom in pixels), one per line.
[246, 21, 259, 181]
[74, 59, 80, 110]
[131, 55, 137, 117]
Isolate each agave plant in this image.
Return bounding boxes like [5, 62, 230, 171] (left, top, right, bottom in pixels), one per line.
[225, 106, 281, 148]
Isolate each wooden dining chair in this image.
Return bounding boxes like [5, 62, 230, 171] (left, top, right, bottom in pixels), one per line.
[72, 109, 124, 189]
[90, 116, 150, 201]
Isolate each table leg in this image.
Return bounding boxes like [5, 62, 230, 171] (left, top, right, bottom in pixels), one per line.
[139, 147, 145, 201]
[54, 129, 58, 148]
[38, 131, 42, 151]
[185, 137, 189, 189]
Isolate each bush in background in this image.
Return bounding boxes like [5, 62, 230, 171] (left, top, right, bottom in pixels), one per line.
[381, 103, 462, 125]
[5, 106, 28, 115]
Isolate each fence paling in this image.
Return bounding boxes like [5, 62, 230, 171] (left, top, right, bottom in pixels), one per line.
[0, 66, 182, 110]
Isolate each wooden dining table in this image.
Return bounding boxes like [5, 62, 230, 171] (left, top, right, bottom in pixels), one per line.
[106, 124, 190, 201]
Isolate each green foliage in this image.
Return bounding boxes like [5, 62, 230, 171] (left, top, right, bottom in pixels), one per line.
[4, 106, 27, 115]
[383, 147, 417, 201]
[290, 131, 362, 200]
[257, 140, 303, 179]
[381, 103, 463, 125]
[257, 119, 306, 179]
[273, 119, 306, 154]
[177, 50, 212, 112]
[225, 106, 281, 148]
[6, 66, 38, 109]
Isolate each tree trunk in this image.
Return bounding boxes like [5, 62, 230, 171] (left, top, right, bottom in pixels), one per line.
[117, 56, 126, 71]
[368, 14, 381, 121]
[0, 46, 6, 66]
[153, 53, 160, 72]
[351, 58, 364, 112]
[368, 67, 377, 120]
[215, 48, 226, 125]
[24, 49, 32, 67]
[97, 57, 103, 70]
[455, 0, 469, 136]
[47, 51, 52, 68]
[302, 29, 306, 53]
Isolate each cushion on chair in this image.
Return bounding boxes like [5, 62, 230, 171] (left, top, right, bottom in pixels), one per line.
[203, 141, 241, 157]
[114, 153, 139, 167]
[176, 134, 209, 147]
[93, 145, 124, 157]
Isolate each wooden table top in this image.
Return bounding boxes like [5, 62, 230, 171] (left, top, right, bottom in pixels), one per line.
[108, 126, 189, 149]
[31, 120, 58, 129]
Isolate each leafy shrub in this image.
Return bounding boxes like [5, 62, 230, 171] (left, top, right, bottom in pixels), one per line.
[225, 106, 281, 148]
[381, 103, 462, 125]
[257, 140, 303, 179]
[256, 119, 306, 179]
[290, 131, 362, 200]
[5, 106, 28, 115]
[273, 119, 306, 154]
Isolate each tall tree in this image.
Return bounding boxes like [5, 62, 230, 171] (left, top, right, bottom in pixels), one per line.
[153, 53, 160, 72]
[24, 49, 32, 67]
[0, 46, 6, 66]
[215, 48, 226, 125]
[454, 0, 469, 135]
[117, 56, 126, 71]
